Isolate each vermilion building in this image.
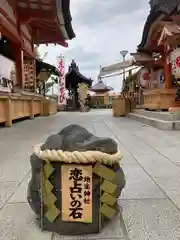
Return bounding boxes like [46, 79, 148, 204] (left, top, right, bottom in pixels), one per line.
[0, 0, 75, 126]
[136, 0, 180, 110]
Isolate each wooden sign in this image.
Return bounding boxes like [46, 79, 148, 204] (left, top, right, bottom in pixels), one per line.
[23, 59, 36, 90]
[61, 165, 92, 223]
[57, 55, 66, 105]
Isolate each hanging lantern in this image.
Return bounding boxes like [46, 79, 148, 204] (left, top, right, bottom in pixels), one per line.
[170, 48, 180, 78]
[143, 72, 149, 80]
[138, 68, 149, 87]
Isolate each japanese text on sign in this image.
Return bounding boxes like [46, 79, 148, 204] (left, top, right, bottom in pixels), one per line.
[57, 56, 66, 105]
[61, 165, 92, 223]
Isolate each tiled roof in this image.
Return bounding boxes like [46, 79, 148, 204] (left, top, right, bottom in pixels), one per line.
[138, 0, 180, 51]
[91, 80, 113, 91]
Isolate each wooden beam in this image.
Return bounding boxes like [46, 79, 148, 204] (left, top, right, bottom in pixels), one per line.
[0, 19, 21, 45]
[33, 38, 68, 47]
[18, 9, 54, 23]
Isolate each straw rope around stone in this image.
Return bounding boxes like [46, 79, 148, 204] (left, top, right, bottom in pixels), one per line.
[34, 145, 123, 165]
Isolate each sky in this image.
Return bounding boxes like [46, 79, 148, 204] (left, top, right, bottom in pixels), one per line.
[39, 0, 150, 92]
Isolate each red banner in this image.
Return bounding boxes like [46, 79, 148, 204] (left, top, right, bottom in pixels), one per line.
[57, 56, 66, 105]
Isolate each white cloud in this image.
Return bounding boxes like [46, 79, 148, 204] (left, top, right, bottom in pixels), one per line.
[39, 0, 150, 91]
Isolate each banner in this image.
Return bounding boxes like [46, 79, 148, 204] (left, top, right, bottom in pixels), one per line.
[61, 165, 92, 223]
[57, 55, 66, 105]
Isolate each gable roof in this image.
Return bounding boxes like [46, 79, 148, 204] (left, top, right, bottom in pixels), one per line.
[137, 0, 180, 51]
[91, 80, 113, 92]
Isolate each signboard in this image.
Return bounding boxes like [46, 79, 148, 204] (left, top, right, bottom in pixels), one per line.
[61, 165, 92, 223]
[57, 55, 66, 105]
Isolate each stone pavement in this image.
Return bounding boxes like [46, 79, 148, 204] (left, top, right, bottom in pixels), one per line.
[0, 109, 180, 240]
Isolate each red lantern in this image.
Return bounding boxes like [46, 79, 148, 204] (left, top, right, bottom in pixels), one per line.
[143, 72, 149, 81]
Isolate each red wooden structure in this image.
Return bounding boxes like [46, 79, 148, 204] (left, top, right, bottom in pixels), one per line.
[0, 0, 75, 126]
[136, 1, 180, 110]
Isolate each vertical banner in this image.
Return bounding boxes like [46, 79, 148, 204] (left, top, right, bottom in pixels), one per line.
[61, 165, 92, 223]
[57, 55, 66, 105]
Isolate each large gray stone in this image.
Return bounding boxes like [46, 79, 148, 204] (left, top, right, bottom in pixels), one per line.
[42, 124, 117, 154]
[27, 124, 125, 235]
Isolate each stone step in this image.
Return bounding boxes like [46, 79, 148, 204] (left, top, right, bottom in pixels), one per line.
[132, 109, 180, 121]
[128, 112, 180, 130]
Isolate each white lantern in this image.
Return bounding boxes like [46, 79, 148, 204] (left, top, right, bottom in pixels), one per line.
[138, 68, 149, 87]
[170, 48, 180, 78]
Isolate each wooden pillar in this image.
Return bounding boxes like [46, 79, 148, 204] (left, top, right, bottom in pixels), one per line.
[150, 68, 154, 89]
[5, 98, 12, 127]
[30, 99, 35, 119]
[164, 53, 172, 89]
[14, 45, 24, 89]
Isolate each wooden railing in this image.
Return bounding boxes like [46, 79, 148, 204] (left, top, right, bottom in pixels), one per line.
[0, 93, 43, 127]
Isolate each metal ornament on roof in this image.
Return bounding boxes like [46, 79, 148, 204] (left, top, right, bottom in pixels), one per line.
[170, 47, 180, 78]
[120, 50, 128, 58]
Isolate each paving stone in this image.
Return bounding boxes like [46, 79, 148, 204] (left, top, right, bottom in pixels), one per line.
[120, 166, 166, 200]
[104, 119, 154, 155]
[155, 145, 180, 165]
[120, 199, 180, 240]
[0, 181, 17, 209]
[154, 177, 180, 209]
[0, 155, 30, 182]
[120, 155, 138, 165]
[8, 173, 31, 203]
[120, 177, 166, 200]
[121, 165, 150, 179]
[92, 121, 135, 165]
[0, 203, 52, 240]
[0, 110, 180, 239]
[133, 152, 180, 178]
[53, 212, 127, 240]
[114, 116, 180, 149]
[132, 129, 178, 148]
